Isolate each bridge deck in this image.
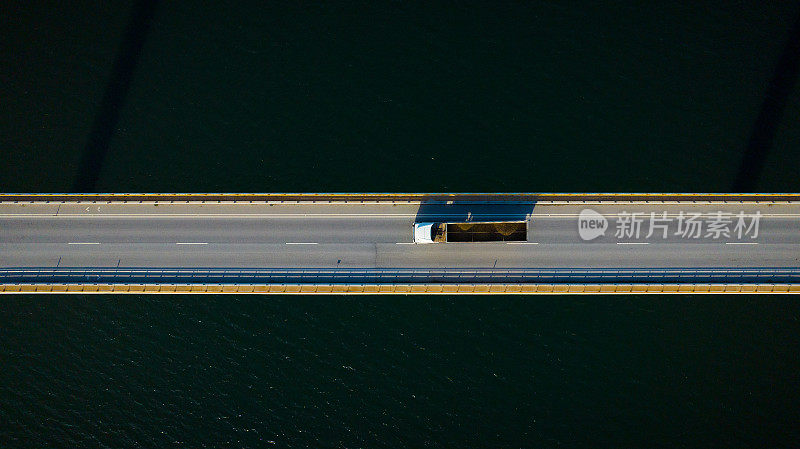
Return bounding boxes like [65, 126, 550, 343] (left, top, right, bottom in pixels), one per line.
[1, 196, 798, 292]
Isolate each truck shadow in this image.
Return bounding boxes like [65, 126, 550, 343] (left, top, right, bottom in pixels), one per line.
[414, 200, 537, 223]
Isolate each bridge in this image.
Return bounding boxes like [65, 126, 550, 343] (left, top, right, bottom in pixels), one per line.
[1, 193, 798, 294]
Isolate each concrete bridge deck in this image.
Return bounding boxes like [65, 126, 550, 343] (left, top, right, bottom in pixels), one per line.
[1, 194, 798, 293]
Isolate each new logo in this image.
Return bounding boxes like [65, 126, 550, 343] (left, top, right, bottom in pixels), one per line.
[578, 209, 608, 241]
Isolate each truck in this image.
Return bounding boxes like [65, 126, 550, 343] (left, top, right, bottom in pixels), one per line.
[413, 221, 527, 243]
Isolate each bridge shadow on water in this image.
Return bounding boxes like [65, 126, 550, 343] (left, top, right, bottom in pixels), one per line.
[72, 0, 160, 192]
[414, 200, 537, 223]
[733, 7, 800, 192]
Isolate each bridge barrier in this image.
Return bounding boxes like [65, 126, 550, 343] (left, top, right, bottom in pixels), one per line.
[1, 283, 798, 294]
[3, 267, 799, 285]
[2, 193, 800, 203]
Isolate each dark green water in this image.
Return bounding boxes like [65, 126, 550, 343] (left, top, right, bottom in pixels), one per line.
[2, 2, 800, 447]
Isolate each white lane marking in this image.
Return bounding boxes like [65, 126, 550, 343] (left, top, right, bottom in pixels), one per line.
[395, 242, 415, 245]
[506, 242, 538, 245]
[285, 242, 318, 245]
[533, 213, 789, 218]
[0, 214, 418, 218]
[176, 242, 208, 245]
[67, 242, 101, 245]
[617, 242, 649, 245]
[725, 242, 759, 245]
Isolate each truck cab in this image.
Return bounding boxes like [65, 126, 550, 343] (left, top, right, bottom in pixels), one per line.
[413, 222, 436, 244]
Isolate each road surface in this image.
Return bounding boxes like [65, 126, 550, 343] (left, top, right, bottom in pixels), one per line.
[1, 199, 798, 285]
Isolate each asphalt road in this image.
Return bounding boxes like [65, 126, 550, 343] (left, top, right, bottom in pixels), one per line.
[1, 201, 798, 282]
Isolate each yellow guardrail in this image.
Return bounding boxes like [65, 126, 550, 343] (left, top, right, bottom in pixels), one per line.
[1, 193, 799, 202]
[1, 284, 798, 294]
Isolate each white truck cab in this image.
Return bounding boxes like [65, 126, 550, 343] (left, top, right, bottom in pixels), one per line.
[413, 222, 435, 244]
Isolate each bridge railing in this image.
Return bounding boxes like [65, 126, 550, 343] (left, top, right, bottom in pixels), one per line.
[2, 267, 799, 285]
[2, 193, 800, 203]
[1, 283, 799, 294]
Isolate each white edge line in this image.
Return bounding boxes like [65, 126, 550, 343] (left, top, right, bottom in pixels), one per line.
[176, 242, 208, 245]
[725, 242, 759, 245]
[285, 242, 318, 245]
[67, 242, 101, 245]
[616, 242, 649, 245]
[2, 213, 799, 218]
[506, 242, 538, 244]
[395, 242, 415, 245]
